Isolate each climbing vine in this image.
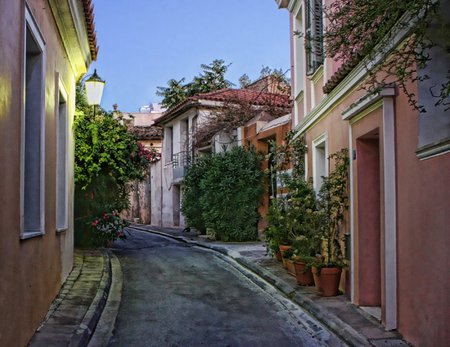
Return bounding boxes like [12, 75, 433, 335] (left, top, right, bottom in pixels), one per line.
[297, 0, 449, 111]
[316, 149, 350, 268]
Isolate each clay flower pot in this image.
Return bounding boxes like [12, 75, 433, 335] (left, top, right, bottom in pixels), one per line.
[275, 250, 283, 262]
[293, 261, 314, 286]
[312, 266, 342, 297]
[285, 259, 296, 277]
[279, 245, 291, 269]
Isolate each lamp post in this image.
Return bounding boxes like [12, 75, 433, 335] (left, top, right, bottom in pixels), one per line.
[85, 69, 105, 117]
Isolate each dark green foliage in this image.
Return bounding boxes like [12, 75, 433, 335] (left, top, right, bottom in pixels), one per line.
[181, 155, 213, 233]
[265, 134, 321, 257]
[156, 59, 233, 110]
[181, 147, 264, 242]
[74, 83, 150, 246]
[316, 149, 350, 267]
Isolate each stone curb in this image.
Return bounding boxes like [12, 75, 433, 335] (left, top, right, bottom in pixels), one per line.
[87, 251, 123, 347]
[130, 226, 370, 347]
[69, 250, 112, 347]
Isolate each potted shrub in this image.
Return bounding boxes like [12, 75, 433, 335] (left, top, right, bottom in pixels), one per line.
[281, 247, 296, 276]
[265, 198, 291, 262]
[313, 149, 349, 297]
[291, 234, 318, 286]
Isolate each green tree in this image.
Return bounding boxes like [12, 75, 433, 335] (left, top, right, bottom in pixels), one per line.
[155, 78, 188, 110]
[74, 83, 150, 246]
[238, 73, 252, 88]
[156, 59, 233, 110]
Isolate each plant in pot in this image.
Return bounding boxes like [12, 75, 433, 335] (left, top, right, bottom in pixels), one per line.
[281, 246, 296, 276]
[291, 236, 318, 286]
[312, 149, 349, 297]
[265, 198, 291, 262]
[278, 133, 320, 285]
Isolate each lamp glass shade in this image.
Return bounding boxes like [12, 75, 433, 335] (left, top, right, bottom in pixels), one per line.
[85, 69, 105, 105]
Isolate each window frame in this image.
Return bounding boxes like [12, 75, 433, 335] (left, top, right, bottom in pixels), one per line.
[305, 0, 324, 76]
[21, 5, 46, 239]
[312, 132, 328, 192]
[56, 78, 69, 233]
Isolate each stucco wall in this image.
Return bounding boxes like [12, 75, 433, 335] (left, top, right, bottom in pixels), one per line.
[394, 86, 450, 346]
[150, 160, 163, 226]
[0, 0, 81, 345]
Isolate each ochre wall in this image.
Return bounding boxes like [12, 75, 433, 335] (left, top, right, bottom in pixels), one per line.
[245, 121, 291, 233]
[0, 0, 79, 345]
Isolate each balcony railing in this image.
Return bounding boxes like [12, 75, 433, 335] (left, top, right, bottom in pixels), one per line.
[172, 151, 192, 180]
[172, 151, 192, 168]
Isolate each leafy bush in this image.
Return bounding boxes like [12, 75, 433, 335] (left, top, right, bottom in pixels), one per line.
[265, 133, 321, 257]
[88, 211, 129, 247]
[181, 155, 213, 233]
[74, 83, 151, 246]
[181, 146, 264, 241]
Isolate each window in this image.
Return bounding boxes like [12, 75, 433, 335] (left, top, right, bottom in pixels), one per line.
[416, 7, 450, 160]
[305, 0, 324, 75]
[312, 134, 327, 192]
[21, 7, 46, 238]
[56, 82, 68, 232]
[293, 7, 305, 96]
[164, 126, 173, 164]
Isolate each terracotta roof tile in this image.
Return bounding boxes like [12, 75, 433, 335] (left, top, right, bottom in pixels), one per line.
[81, 0, 98, 60]
[323, 54, 363, 94]
[155, 88, 290, 125]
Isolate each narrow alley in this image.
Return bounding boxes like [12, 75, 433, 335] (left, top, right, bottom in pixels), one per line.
[107, 229, 343, 346]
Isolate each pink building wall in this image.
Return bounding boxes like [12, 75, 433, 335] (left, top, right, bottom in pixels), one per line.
[282, 1, 449, 344]
[394, 88, 450, 346]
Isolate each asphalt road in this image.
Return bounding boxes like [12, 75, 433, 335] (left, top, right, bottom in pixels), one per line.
[108, 229, 333, 347]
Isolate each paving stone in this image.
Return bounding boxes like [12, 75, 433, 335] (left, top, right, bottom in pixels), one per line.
[370, 338, 411, 347]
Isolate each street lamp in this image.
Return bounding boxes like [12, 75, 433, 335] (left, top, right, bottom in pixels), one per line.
[85, 69, 105, 115]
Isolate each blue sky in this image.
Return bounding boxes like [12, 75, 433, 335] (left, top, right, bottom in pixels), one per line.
[89, 0, 290, 112]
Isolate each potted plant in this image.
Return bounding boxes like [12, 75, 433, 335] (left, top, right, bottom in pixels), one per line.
[265, 198, 291, 263]
[312, 149, 349, 297]
[281, 247, 296, 276]
[291, 234, 318, 286]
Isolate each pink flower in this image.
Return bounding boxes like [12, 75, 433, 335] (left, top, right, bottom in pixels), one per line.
[91, 219, 99, 227]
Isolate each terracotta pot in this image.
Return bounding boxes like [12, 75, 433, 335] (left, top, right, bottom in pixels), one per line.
[293, 261, 314, 286]
[275, 250, 282, 262]
[279, 245, 291, 269]
[285, 259, 296, 277]
[311, 266, 322, 292]
[312, 267, 342, 297]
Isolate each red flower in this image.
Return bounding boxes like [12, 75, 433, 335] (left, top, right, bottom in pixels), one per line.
[91, 219, 99, 227]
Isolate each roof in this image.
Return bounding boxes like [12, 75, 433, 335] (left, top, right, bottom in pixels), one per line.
[81, 0, 98, 60]
[127, 125, 163, 140]
[258, 113, 291, 133]
[155, 88, 291, 125]
[323, 54, 362, 94]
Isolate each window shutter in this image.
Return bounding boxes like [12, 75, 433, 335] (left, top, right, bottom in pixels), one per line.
[305, 0, 314, 75]
[313, 0, 324, 68]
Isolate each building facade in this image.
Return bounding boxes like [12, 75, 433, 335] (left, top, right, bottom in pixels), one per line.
[152, 88, 290, 228]
[277, 0, 450, 345]
[0, 0, 96, 345]
[119, 106, 164, 224]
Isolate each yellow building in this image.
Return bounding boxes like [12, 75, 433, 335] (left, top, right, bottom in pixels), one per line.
[0, 1, 97, 345]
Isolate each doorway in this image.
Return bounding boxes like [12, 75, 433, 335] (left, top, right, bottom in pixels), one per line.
[356, 130, 381, 316]
[172, 184, 181, 227]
